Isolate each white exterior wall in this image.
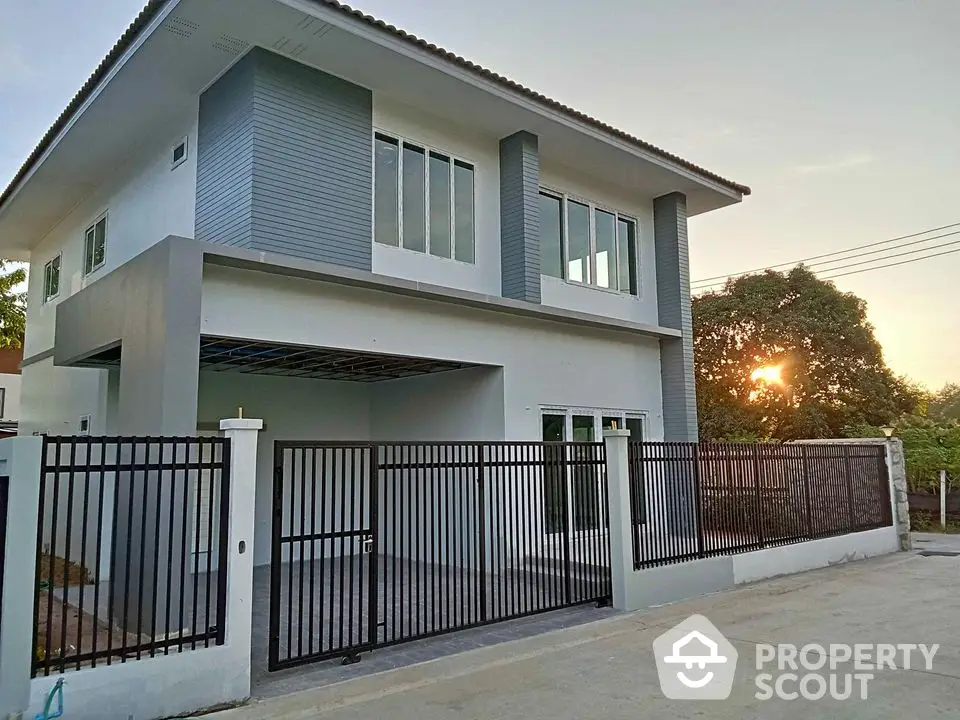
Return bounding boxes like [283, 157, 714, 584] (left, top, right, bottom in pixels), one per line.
[371, 94, 502, 297]
[539, 162, 659, 326]
[20, 109, 198, 433]
[197, 372, 370, 568]
[201, 266, 665, 443]
[19, 359, 108, 436]
[0, 372, 21, 421]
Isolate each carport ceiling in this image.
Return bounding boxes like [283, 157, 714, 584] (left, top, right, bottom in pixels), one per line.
[197, 337, 472, 382]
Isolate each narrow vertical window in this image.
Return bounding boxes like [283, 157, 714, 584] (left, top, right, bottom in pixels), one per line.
[594, 209, 617, 289]
[567, 201, 590, 283]
[402, 144, 426, 253]
[542, 413, 566, 534]
[429, 152, 452, 258]
[374, 134, 399, 247]
[84, 216, 106, 275]
[618, 218, 638, 294]
[539, 192, 563, 279]
[43, 254, 61, 303]
[453, 161, 475, 263]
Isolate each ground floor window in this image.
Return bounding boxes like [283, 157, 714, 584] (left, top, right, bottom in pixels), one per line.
[541, 408, 644, 534]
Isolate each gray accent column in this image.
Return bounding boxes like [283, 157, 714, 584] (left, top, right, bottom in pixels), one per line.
[54, 236, 203, 634]
[654, 192, 698, 442]
[499, 131, 541, 303]
[196, 48, 373, 271]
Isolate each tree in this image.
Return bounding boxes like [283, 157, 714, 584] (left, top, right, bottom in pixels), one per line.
[693, 266, 919, 440]
[848, 416, 960, 492]
[0, 261, 25, 348]
[930, 383, 960, 423]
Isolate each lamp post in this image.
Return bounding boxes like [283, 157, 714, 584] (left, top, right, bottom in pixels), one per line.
[880, 425, 897, 534]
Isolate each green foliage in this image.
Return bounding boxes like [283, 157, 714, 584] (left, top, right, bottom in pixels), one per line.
[694, 266, 920, 441]
[846, 416, 960, 492]
[930, 383, 960, 423]
[0, 261, 25, 348]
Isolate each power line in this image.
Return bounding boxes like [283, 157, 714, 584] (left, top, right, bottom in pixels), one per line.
[819, 246, 960, 281]
[693, 234, 960, 292]
[691, 244, 960, 293]
[690, 221, 960, 286]
[692, 229, 960, 289]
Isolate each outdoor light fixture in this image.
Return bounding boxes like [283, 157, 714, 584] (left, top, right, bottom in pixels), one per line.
[880, 425, 895, 438]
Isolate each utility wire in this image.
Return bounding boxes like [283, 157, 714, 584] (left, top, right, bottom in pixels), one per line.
[691, 244, 960, 293]
[690, 221, 960, 286]
[694, 234, 960, 291]
[692, 229, 960, 289]
[819, 245, 960, 281]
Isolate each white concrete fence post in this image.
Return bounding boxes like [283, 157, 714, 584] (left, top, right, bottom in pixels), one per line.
[0, 436, 44, 720]
[219, 417, 263, 701]
[603, 429, 633, 612]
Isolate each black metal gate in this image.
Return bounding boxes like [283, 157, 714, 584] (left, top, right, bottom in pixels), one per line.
[269, 441, 611, 671]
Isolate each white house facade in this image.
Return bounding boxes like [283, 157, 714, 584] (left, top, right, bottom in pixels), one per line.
[0, 0, 748, 569]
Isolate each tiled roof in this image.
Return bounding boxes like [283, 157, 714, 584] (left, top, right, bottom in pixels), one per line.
[0, 0, 749, 215]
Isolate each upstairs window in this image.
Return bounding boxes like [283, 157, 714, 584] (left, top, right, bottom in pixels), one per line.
[43, 254, 61, 303]
[374, 132, 475, 263]
[84, 215, 107, 275]
[539, 190, 638, 295]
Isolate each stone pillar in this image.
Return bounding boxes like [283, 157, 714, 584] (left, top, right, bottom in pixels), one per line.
[886, 438, 911, 551]
[603, 429, 634, 611]
[0, 437, 43, 718]
[219, 417, 262, 697]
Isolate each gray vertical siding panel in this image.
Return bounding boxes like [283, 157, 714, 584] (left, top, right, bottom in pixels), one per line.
[250, 50, 372, 270]
[195, 54, 255, 248]
[654, 192, 698, 442]
[195, 49, 373, 271]
[499, 131, 541, 303]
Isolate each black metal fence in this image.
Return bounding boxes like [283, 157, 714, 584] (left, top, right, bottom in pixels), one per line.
[628, 442, 892, 569]
[270, 441, 610, 670]
[33, 436, 231, 676]
[0, 475, 8, 630]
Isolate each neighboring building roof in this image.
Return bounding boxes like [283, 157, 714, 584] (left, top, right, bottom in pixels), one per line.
[0, 0, 750, 215]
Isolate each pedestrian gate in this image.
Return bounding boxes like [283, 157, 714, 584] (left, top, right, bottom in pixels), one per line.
[269, 441, 612, 671]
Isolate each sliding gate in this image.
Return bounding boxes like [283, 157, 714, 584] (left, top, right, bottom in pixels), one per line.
[269, 441, 611, 671]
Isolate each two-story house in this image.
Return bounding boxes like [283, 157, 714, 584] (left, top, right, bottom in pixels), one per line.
[0, 0, 747, 567]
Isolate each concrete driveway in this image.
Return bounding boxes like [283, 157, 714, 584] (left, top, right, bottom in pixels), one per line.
[215, 538, 960, 719]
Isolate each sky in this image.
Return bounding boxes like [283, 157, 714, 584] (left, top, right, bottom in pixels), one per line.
[1, 0, 958, 389]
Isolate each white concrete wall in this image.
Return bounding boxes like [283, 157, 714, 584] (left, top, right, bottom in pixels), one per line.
[0, 372, 21, 421]
[19, 359, 108, 436]
[197, 371, 370, 568]
[370, 367, 505, 441]
[200, 266, 665, 444]
[21, 108, 198, 434]
[731, 526, 899, 585]
[371, 94, 502, 296]
[539, 162, 659, 326]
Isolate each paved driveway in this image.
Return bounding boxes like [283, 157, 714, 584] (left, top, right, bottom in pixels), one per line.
[218, 538, 960, 719]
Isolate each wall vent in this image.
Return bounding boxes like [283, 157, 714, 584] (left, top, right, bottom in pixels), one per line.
[162, 16, 200, 39]
[212, 34, 250, 56]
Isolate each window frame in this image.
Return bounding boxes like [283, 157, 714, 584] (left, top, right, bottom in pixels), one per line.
[539, 406, 647, 537]
[83, 213, 108, 276]
[538, 186, 640, 295]
[372, 130, 477, 264]
[42, 253, 62, 304]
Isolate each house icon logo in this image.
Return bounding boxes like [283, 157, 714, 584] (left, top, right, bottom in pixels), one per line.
[653, 615, 738, 700]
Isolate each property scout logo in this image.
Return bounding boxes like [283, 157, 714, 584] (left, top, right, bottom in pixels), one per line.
[653, 615, 939, 701]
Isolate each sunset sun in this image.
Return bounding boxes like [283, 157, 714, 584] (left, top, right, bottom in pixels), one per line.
[751, 365, 785, 385]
